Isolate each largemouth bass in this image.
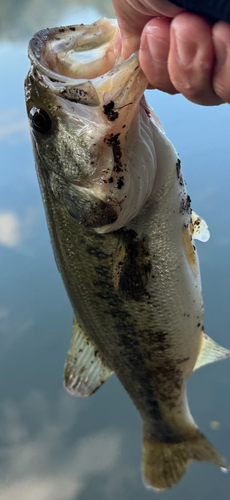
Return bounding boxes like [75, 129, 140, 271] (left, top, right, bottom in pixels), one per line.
[25, 18, 230, 490]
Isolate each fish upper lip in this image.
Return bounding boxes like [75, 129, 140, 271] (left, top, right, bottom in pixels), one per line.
[27, 18, 147, 108]
[28, 18, 119, 85]
[26, 18, 149, 126]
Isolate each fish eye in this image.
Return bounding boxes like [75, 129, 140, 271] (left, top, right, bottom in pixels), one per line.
[29, 107, 52, 134]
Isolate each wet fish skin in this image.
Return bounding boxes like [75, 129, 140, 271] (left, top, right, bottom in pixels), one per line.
[25, 18, 230, 490]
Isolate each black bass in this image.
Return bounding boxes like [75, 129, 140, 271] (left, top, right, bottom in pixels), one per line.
[25, 18, 230, 490]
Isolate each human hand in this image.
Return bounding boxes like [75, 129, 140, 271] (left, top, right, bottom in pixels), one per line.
[112, 0, 230, 105]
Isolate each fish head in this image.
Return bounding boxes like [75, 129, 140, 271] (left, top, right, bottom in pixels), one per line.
[25, 18, 158, 232]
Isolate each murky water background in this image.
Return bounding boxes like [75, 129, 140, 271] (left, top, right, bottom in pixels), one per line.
[1, 1, 230, 498]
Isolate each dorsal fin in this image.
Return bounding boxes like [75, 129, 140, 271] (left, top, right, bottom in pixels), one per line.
[64, 315, 113, 396]
[194, 331, 230, 371]
[190, 211, 210, 242]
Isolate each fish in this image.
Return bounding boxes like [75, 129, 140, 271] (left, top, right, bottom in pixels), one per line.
[24, 17, 230, 490]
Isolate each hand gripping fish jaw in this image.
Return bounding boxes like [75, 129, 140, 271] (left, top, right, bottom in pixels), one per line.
[25, 18, 230, 491]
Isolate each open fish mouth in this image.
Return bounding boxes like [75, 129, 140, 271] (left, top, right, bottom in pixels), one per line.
[25, 18, 158, 233]
[29, 18, 119, 81]
[27, 17, 146, 110]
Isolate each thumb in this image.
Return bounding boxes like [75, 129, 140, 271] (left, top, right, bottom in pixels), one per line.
[112, 2, 153, 59]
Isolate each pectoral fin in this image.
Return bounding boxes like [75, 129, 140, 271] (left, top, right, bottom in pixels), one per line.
[190, 211, 210, 242]
[64, 315, 113, 396]
[194, 331, 230, 371]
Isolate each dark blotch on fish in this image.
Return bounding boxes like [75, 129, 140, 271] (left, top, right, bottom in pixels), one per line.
[139, 329, 183, 409]
[179, 195, 191, 215]
[86, 246, 108, 260]
[118, 325, 184, 441]
[117, 177, 124, 189]
[68, 199, 118, 227]
[103, 101, 119, 121]
[176, 356, 190, 364]
[104, 133, 123, 173]
[176, 159, 184, 186]
[114, 229, 152, 301]
[176, 159, 181, 178]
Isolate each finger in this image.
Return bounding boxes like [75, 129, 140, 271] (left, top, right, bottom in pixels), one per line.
[139, 17, 177, 94]
[112, 2, 152, 59]
[212, 22, 230, 103]
[169, 13, 223, 105]
[112, 0, 184, 60]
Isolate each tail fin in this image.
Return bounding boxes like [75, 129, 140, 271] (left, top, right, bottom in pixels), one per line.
[142, 429, 229, 490]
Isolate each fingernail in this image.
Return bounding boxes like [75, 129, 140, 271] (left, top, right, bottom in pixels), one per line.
[173, 30, 197, 65]
[114, 31, 122, 58]
[141, 26, 168, 63]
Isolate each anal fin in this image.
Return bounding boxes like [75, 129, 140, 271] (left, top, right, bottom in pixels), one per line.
[64, 315, 113, 397]
[194, 331, 230, 371]
[190, 211, 210, 242]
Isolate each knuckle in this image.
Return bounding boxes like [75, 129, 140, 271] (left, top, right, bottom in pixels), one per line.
[199, 58, 213, 76]
[170, 74, 194, 96]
